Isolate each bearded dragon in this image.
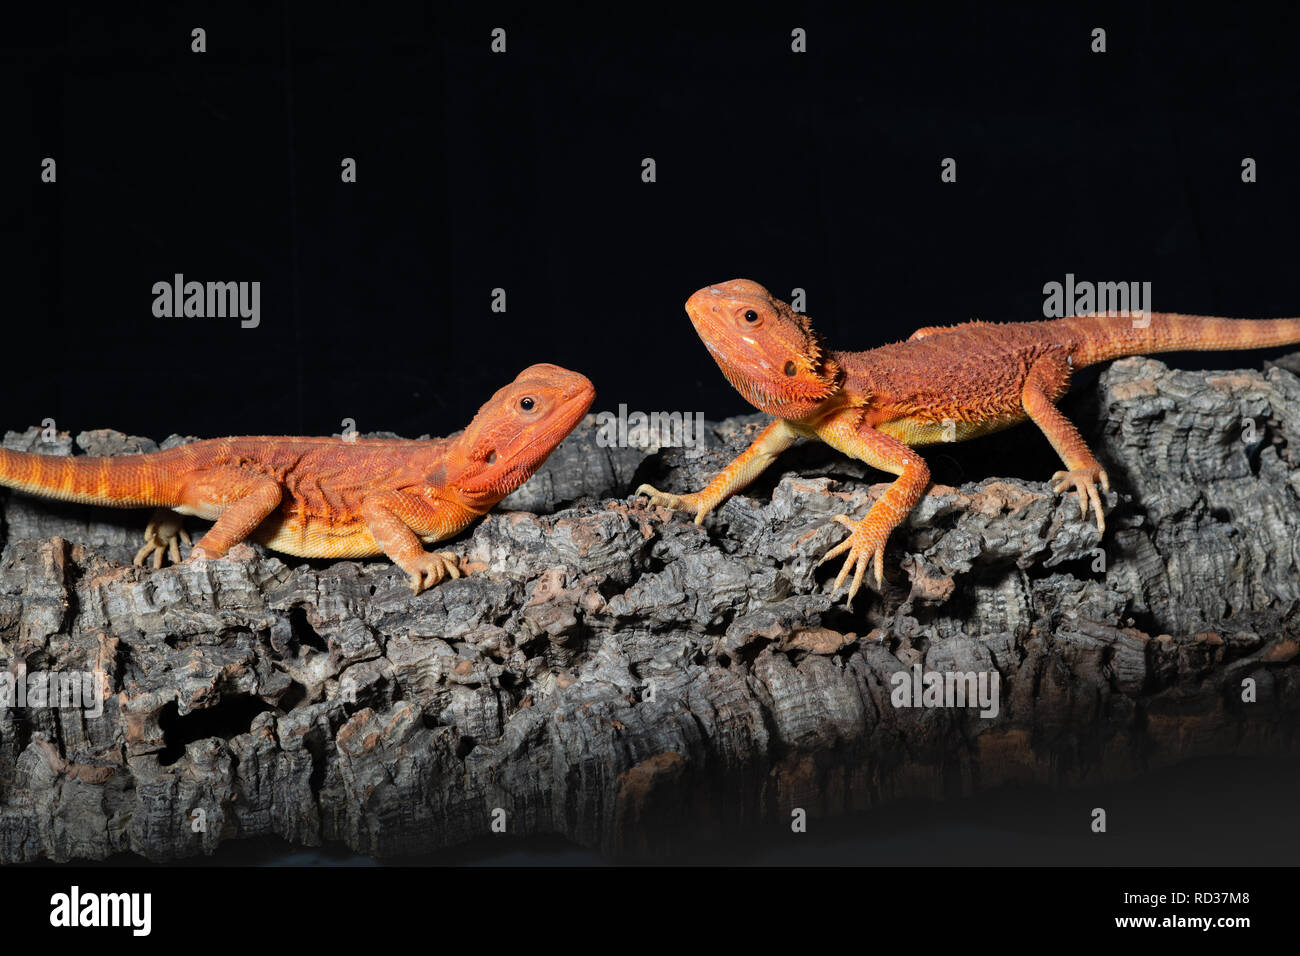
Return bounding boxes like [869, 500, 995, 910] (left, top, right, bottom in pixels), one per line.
[0, 364, 594, 592]
[637, 279, 1300, 605]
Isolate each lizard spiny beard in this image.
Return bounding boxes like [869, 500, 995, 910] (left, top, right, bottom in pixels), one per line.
[717, 311, 843, 421]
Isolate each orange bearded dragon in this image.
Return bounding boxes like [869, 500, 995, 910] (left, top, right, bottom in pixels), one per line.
[638, 279, 1300, 605]
[0, 364, 594, 593]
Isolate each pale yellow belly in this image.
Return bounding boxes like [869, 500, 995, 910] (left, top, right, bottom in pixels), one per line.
[876, 412, 1028, 447]
[252, 515, 383, 559]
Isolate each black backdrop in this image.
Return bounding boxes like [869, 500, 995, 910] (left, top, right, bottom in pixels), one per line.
[11, 2, 1300, 465]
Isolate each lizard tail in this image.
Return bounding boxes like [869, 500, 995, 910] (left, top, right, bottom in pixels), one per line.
[0, 447, 184, 507]
[1073, 313, 1300, 366]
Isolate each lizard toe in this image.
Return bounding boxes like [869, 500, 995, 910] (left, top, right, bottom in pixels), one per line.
[406, 552, 463, 594]
[1049, 467, 1108, 534]
[636, 484, 714, 523]
[135, 509, 191, 569]
[436, 552, 462, 579]
[817, 514, 857, 567]
[821, 514, 889, 606]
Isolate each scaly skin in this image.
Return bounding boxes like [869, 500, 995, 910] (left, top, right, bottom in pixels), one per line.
[0, 364, 594, 593]
[638, 279, 1300, 606]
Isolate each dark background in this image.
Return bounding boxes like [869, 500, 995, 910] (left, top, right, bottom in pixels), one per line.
[9, 2, 1300, 454]
[6, 2, 1300, 874]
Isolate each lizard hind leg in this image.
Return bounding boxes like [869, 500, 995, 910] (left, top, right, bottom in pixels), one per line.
[181, 471, 285, 561]
[133, 509, 192, 569]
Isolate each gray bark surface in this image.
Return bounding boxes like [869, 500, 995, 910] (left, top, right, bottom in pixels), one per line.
[1, 356, 1297, 863]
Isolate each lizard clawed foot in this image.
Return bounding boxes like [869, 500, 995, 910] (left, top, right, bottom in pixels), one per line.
[404, 551, 461, 594]
[1050, 465, 1110, 534]
[635, 483, 715, 525]
[817, 514, 890, 607]
[133, 510, 192, 569]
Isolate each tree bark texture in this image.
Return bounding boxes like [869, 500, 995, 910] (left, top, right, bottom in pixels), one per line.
[0, 356, 1297, 862]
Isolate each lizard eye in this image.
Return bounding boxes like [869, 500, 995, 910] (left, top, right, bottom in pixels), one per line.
[519, 397, 535, 411]
[486, 450, 497, 464]
[784, 361, 798, 376]
[744, 310, 759, 323]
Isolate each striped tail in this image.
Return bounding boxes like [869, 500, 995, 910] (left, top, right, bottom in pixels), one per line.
[1072, 313, 1300, 366]
[0, 446, 184, 508]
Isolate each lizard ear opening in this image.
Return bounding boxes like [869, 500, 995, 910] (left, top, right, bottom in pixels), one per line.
[784, 361, 798, 376]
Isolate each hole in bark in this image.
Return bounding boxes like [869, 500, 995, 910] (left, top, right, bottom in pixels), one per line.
[456, 735, 476, 759]
[288, 607, 328, 653]
[733, 636, 773, 668]
[596, 577, 627, 600]
[305, 732, 327, 794]
[278, 680, 310, 711]
[819, 602, 881, 636]
[157, 695, 275, 766]
[6, 709, 32, 754]
[1245, 420, 1267, 476]
[1124, 607, 1164, 638]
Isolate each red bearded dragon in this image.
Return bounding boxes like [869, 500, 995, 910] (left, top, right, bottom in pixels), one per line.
[638, 279, 1300, 605]
[0, 364, 594, 593]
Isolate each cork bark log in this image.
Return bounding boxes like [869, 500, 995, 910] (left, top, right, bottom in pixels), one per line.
[1, 355, 1298, 863]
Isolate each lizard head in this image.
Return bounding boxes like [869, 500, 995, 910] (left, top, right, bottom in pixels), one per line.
[685, 279, 842, 420]
[452, 364, 595, 508]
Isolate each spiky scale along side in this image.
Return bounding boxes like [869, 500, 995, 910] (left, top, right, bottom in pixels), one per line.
[639, 279, 1300, 606]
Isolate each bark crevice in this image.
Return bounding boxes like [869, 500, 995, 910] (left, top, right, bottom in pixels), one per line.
[0, 356, 1298, 862]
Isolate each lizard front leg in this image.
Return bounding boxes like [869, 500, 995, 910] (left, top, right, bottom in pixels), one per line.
[636, 418, 801, 523]
[1021, 355, 1109, 533]
[814, 416, 930, 605]
[359, 490, 475, 593]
